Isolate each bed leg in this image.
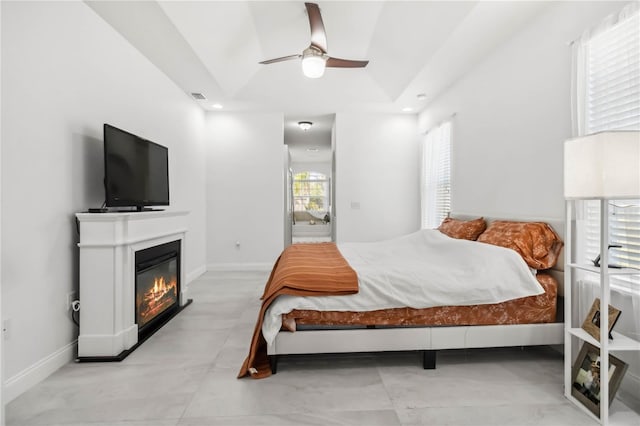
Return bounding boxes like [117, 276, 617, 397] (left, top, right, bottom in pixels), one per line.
[423, 350, 436, 369]
[269, 355, 278, 374]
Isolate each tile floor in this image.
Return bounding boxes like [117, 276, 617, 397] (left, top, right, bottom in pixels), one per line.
[292, 236, 332, 244]
[7, 270, 639, 425]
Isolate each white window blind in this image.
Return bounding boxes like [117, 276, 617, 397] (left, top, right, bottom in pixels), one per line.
[585, 10, 640, 132]
[581, 201, 640, 268]
[421, 121, 451, 229]
[580, 8, 640, 290]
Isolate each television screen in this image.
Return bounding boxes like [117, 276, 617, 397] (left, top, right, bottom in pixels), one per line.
[103, 124, 169, 210]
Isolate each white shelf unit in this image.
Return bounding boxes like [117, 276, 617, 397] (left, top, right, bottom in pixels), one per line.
[564, 199, 640, 425]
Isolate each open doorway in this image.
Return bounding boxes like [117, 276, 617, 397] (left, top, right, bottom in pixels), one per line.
[292, 171, 331, 242]
[284, 114, 334, 244]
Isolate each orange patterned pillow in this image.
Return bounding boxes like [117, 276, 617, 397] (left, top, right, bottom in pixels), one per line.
[477, 221, 563, 270]
[438, 217, 487, 241]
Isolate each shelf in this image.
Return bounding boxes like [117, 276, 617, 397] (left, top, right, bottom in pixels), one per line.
[568, 328, 640, 351]
[565, 199, 640, 425]
[568, 263, 640, 276]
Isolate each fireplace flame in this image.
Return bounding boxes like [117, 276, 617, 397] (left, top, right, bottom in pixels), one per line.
[138, 275, 178, 327]
[145, 276, 177, 303]
[152, 277, 169, 300]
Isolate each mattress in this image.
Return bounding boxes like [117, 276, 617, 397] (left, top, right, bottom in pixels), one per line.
[262, 230, 547, 344]
[280, 272, 558, 331]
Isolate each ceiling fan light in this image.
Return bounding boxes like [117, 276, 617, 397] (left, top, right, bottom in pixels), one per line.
[302, 55, 326, 78]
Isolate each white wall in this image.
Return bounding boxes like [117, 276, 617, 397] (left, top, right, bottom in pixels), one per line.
[206, 112, 284, 269]
[418, 1, 628, 221]
[335, 113, 420, 242]
[418, 0, 637, 411]
[291, 161, 331, 178]
[1, 1, 207, 401]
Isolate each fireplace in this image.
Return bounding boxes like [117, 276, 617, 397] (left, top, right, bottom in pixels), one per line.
[135, 240, 180, 340]
[76, 210, 191, 360]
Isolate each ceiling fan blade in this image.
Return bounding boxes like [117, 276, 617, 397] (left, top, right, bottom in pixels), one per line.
[259, 54, 301, 65]
[326, 57, 369, 68]
[305, 3, 327, 53]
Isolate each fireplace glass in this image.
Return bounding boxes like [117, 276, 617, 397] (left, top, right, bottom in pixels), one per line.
[135, 240, 180, 337]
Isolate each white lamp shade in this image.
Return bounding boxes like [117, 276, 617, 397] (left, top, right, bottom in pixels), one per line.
[564, 131, 640, 199]
[301, 55, 326, 78]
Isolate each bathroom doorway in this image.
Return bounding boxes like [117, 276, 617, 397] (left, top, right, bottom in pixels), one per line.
[283, 114, 335, 244]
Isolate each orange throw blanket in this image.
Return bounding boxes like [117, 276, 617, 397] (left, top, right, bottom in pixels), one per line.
[238, 243, 358, 379]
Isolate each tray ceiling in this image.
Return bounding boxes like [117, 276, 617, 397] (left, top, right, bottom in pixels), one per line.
[86, 1, 550, 116]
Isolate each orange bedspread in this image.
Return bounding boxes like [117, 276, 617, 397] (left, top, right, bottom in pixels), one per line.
[238, 243, 358, 379]
[281, 273, 558, 329]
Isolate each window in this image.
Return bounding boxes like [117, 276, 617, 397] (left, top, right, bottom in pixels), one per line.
[421, 120, 451, 229]
[580, 201, 640, 271]
[575, 6, 640, 290]
[584, 10, 639, 133]
[292, 171, 330, 215]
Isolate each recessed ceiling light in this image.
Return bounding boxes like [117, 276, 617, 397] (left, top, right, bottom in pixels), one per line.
[212, 103, 223, 109]
[402, 107, 413, 112]
[417, 93, 427, 101]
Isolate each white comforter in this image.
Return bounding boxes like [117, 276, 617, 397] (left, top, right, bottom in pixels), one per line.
[262, 229, 544, 344]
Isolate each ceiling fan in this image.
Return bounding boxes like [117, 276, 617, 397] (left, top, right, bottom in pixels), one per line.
[259, 2, 369, 78]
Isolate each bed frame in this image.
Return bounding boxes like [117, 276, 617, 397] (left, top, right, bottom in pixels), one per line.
[266, 214, 565, 372]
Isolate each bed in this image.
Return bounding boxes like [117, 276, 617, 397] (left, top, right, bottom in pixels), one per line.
[239, 215, 564, 379]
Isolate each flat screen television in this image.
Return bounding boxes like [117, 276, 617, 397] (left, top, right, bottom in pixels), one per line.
[103, 124, 169, 211]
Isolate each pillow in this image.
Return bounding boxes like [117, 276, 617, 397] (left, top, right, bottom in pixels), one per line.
[477, 221, 563, 270]
[438, 217, 487, 241]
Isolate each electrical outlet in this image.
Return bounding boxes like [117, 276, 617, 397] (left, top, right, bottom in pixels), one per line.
[3, 319, 10, 341]
[66, 292, 77, 311]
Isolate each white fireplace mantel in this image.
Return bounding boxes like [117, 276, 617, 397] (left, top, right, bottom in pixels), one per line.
[76, 210, 189, 358]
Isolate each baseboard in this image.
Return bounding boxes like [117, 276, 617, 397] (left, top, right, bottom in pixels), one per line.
[3, 265, 208, 404]
[207, 262, 272, 272]
[186, 264, 207, 283]
[4, 340, 77, 404]
[618, 371, 640, 413]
